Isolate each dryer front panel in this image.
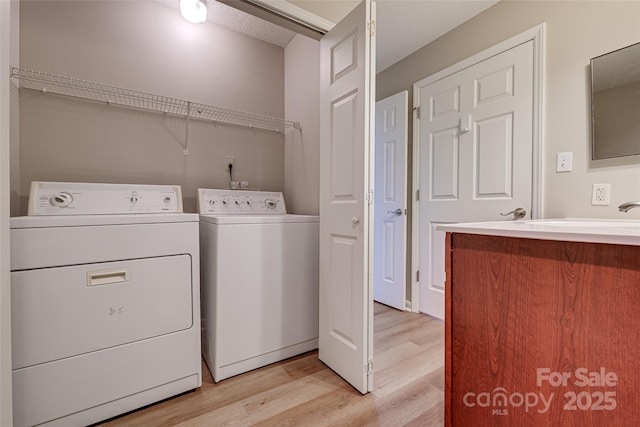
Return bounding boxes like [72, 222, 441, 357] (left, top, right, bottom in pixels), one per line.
[11, 254, 193, 369]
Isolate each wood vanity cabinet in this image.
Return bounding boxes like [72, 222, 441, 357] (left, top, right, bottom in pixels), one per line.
[444, 232, 640, 426]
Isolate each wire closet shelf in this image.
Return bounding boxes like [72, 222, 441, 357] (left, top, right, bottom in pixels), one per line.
[11, 68, 301, 134]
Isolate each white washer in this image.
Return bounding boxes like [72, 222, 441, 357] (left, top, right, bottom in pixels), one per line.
[198, 189, 319, 382]
[10, 182, 201, 427]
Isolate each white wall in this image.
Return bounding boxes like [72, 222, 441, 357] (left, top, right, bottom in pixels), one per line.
[284, 34, 320, 215]
[18, 1, 287, 213]
[377, 0, 640, 219]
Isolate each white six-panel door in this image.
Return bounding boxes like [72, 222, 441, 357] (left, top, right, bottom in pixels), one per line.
[416, 40, 535, 319]
[373, 91, 407, 311]
[319, 0, 375, 394]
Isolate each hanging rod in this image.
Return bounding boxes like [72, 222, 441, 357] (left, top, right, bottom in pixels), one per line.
[10, 67, 301, 134]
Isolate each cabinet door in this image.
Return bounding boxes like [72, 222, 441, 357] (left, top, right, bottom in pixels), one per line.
[447, 233, 640, 426]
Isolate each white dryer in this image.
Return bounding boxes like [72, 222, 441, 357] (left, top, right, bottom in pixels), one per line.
[10, 182, 201, 427]
[198, 189, 319, 382]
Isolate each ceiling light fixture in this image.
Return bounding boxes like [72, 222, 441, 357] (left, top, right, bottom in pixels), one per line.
[180, 0, 207, 24]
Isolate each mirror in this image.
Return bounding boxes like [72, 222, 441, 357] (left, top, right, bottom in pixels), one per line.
[590, 42, 640, 160]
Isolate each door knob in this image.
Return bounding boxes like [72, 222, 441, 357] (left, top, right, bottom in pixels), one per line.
[500, 207, 526, 219]
[387, 208, 403, 216]
[352, 217, 360, 224]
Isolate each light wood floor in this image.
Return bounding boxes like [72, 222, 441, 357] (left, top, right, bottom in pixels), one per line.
[99, 303, 444, 427]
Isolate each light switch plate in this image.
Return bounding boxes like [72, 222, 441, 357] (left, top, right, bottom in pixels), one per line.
[556, 152, 572, 172]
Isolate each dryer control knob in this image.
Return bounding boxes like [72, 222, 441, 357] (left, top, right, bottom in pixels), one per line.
[265, 199, 277, 209]
[50, 192, 73, 208]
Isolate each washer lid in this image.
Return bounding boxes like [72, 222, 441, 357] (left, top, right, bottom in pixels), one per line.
[10, 213, 199, 229]
[199, 214, 319, 225]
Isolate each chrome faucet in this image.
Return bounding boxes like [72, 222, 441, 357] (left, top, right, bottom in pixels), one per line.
[618, 201, 640, 212]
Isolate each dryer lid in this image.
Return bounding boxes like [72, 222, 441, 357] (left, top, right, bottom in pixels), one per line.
[10, 213, 199, 229]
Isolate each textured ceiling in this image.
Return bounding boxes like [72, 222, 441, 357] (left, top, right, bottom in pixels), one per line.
[204, 1, 298, 47]
[162, 0, 499, 71]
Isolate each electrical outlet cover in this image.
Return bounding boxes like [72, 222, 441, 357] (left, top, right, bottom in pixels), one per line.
[591, 183, 610, 206]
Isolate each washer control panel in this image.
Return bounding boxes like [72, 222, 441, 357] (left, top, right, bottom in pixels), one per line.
[197, 189, 286, 215]
[28, 182, 183, 215]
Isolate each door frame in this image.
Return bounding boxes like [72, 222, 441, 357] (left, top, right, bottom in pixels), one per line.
[1, 0, 13, 424]
[410, 24, 545, 313]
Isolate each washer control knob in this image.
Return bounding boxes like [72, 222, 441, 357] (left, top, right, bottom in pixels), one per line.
[265, 199, 277, 209]
[129, 195, 138, 204]
[50, 192, 73, 208]
[235, 200, 239, 205]
[163, 196, 172, 203]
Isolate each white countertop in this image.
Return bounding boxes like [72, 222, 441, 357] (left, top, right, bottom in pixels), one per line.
[436, 218, 640, 246]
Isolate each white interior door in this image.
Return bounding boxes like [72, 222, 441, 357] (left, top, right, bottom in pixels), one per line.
[417, 40, 535, 319]
[373, 91, 407, 311]
[319, 0, 375, 394]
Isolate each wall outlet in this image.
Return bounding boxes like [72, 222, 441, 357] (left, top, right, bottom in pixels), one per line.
[592, 183, 610, 206]
[225, 156, 235, 169]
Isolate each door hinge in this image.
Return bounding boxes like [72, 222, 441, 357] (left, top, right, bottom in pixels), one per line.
[413, 106, 420, 119]
[416, 270, 420, 282]
[368, 20, 376, 37]
[416, 189, 420, 201]
[366, 360, 374, 375]
[367, 189, 374, 205]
